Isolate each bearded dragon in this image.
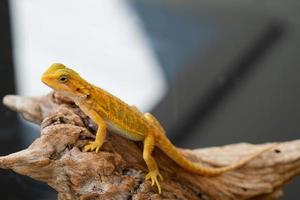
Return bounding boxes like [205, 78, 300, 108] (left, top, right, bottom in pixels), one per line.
[41, 63, 272, 193]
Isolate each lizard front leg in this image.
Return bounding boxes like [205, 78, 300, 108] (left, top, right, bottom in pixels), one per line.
[83, 109, 107, 153]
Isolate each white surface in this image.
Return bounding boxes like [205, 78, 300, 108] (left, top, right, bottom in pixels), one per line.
[9, 0, 166, 111]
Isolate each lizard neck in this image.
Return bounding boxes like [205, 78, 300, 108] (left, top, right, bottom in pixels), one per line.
[62, 78, 95, 106]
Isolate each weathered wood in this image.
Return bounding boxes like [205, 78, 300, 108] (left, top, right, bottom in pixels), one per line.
[1, 92, 299, 200]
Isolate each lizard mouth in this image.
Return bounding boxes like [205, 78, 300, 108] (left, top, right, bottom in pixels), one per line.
[41, 75, 52, 87]
[41, 74, 63, 91]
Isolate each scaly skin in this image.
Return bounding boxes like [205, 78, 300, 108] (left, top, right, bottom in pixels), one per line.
[41, 63, 273, 194]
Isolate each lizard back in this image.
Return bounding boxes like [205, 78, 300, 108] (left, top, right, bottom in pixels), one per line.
[85, 85, 149, 141]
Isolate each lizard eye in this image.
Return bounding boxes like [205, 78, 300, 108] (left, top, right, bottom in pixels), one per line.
[58, 75, 68, 83]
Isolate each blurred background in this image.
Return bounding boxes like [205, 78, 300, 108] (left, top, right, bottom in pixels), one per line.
[0, 0, 299, 199]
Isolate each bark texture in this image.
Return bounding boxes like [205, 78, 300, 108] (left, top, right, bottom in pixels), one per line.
[1, 92, 299, 200]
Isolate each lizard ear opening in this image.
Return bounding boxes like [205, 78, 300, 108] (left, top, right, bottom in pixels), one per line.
[58, 75, 69, 83]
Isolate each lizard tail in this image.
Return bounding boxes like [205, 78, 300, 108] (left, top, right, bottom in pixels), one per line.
[156, 133, 273, 175]
[148, 116, 274, 176]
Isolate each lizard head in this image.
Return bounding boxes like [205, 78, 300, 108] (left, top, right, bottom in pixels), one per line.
[41, 63, 90, 98]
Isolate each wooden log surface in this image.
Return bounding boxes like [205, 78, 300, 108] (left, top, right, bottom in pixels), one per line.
[0, 92, 299, 200]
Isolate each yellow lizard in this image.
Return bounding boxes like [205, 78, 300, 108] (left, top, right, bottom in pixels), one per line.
[41, 63, 272, 193]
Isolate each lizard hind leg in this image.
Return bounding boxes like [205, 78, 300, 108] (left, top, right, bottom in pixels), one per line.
[143, 133, 163, 194]
[143, 113, 165, 193]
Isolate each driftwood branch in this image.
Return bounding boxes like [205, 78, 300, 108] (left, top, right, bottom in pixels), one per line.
[1, 92, 299, 200]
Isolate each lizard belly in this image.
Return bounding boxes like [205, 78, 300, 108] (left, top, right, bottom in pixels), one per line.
[105, 121, 144, 141]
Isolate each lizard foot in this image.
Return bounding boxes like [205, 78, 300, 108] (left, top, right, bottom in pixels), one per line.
[84, 141, 102, 153]
[145, 170, 163, 194]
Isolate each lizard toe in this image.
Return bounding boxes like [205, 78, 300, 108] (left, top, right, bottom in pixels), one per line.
[145, 170, 163, 194]
[84, 141, 102, 153]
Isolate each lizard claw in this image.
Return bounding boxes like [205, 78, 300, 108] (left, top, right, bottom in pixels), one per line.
[84, 141, 102, 153]
[145, 170, 163, 194]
